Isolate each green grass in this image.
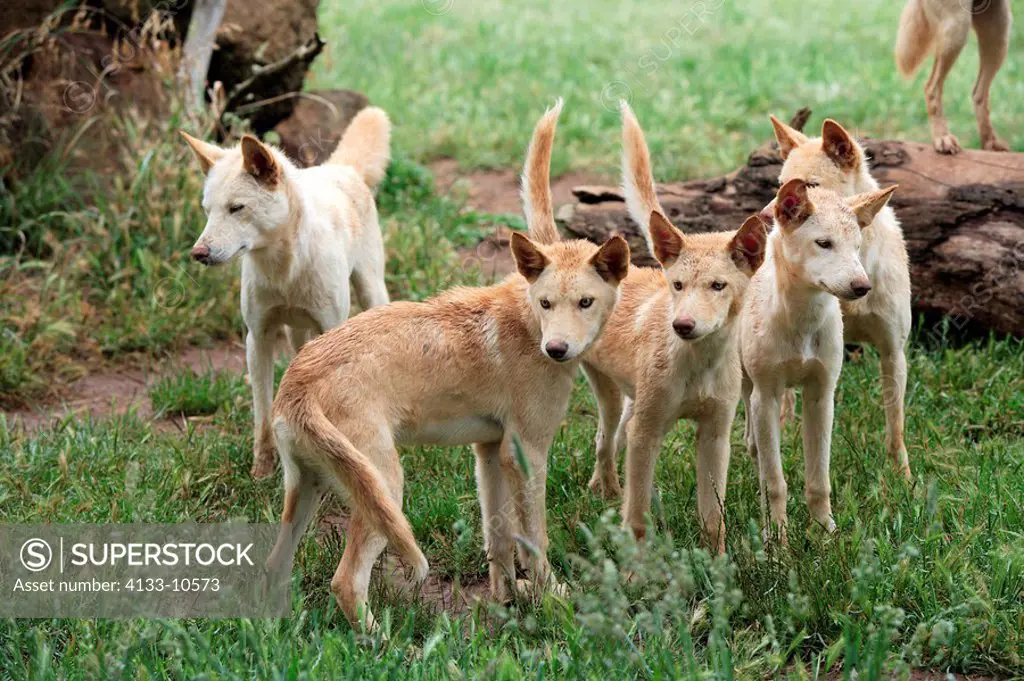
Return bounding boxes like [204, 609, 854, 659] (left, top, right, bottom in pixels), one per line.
[313, 0, 1024, 177]
[1, 334, 1022, 677]
[148, 370, 245, 418]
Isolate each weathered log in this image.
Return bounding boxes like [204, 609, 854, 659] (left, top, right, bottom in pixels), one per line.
[557, 138, 1024, 337]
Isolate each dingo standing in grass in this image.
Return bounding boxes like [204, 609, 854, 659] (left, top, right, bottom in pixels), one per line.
[180, 108, 393, 478]
[262, 101, 630, 629]
[741, 178, 897, 542]
[770, 116, 913, 478]
[581, 102, 769, 553]
[895, 0, 1012, 153]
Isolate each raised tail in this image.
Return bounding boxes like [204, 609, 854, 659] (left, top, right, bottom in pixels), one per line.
[521, 99, 563, 245]
[895, 0, 934, 78]
[328, 106, 392, 189]
[299, 401, 428, 581]
[620, 100, 666, 259]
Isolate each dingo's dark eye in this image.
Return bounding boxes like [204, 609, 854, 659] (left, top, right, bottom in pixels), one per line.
[578, 297, 593, 309]
[710, 281, 726, 291]
[229, 204, 245, 214]
[815, 239, 833, 250]
[540, 299, 551, 310]
[673, 281, 683, 291]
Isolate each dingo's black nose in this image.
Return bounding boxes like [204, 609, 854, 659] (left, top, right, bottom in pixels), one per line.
[850, 280, 872, 298]
[545, 340, 568, 361]
[191, 245, 211, 264]
[673, 317, 696, 338]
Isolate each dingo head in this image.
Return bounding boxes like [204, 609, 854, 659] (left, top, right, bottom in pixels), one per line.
[770, 115, 877, 197]
[510, 98, 630, 362]
[771, 179, 896, 300]
[647, 211, 769, 340]
[511, 232, 630, 362]
[180, 132, 293, 266]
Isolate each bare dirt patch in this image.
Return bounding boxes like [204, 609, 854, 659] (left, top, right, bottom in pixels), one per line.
[2, 341, 248, 434]
[430, 158, 608, 215]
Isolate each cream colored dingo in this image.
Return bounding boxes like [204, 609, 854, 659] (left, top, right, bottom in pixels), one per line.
[770, 116, 913, 478]
[581, 102, 768, 553]
[741, 178, 897, 542]
[896, 0, 1012, 153]
[263, 101, 630, 629]
[181, 108, 393, 478]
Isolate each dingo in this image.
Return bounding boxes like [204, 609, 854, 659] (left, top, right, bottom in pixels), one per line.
[770, 116, 913, 477]
[263, 101, 630, 629]
[582, 102, 768, 553]
[741, 178, 896, 542]
[895, 0, 1012, 153]
[181, 108, 392, 478]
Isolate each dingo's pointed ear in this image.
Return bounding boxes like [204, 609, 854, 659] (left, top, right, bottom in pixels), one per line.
[769, 114, 808, 160]
[729, 215, 770, 274]
[821, 119, 859, 170]
[775, 179, 814, 230]
[649, 211, 685, 267]
[511, 231, 550, 283]
[591, 235, 630, 284]
[848, 184, 897, 228]
[241, 135, 280, 185]
[180, 131, 224, 175]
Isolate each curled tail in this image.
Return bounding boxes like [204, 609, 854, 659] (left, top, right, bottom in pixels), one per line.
[620, 100, 666, 259]
[895, 0, 934, 78]
[300, 401, 428, 581]
[328, 106, 392, 189]
[521, 99, 563, 245]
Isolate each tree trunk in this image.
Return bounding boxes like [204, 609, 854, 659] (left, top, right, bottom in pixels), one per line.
[557, 138, 1024, 338]
[180, 0, 228, 113]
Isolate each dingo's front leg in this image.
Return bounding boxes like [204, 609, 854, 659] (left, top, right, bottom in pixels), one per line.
[696, 403, 734, 554]
[474, 439, 516, 602]
[751, 385, 787, 543]
[621, 396, 670, 541]
[879, 340, 911, 478]
[247, 327, 278, 478]
[582, 364, 624, 499]
[801, 374, 837, 533]
[504, 430, 556, 591]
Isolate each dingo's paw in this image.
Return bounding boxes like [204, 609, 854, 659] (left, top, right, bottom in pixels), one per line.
[515, 577, 568, 599]
[588, 471, 622, 499]
[933, 133, 962, 155]
[250, 449, 278, 479]
[981, 135, 1010, 152]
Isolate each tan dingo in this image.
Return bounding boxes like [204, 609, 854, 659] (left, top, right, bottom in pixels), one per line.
[741, 178, 897, 542]
[181, 108, 393, 478]
[263, 101, 630, 629]
[770, 116, 913, 478]
[581, 102, 769, 553]
[895, 0, 1012, 153]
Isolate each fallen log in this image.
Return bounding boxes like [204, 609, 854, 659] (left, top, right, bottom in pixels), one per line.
[557, 126, 1024, 338]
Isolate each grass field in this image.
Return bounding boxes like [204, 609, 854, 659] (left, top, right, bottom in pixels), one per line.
[313, 0, 1024, 177]
[1, 0, 1024, 678]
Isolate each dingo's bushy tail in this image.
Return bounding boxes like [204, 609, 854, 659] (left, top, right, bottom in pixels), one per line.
[895, 0, 934, 78]
[521, 99, 563, 245]
[620, 100, 666, 259]
[329, 106, 392, 189]
[300, 401, 428, 581]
